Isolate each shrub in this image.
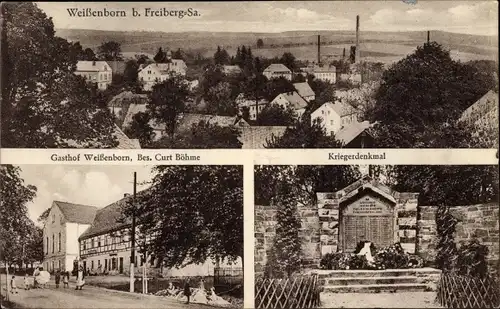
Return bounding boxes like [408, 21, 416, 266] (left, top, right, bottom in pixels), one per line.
[319, 253, 351, 270]
[374, 243, 409, 269]
[455, 238, 489, 279]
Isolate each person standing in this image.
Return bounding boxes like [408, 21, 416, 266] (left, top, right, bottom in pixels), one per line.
[33, 267, 40, 289]
[75, 266, 85, 290]
[55, 270, 61, 288]
[184, 279, 192, 304]
[10, 275, 18, 294]
[63, 271, 69, 288]
[24, 274, 30, 290]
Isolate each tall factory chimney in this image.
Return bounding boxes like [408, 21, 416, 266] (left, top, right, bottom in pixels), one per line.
[317, 34, 321, 64]
[355, 15, 360, 63]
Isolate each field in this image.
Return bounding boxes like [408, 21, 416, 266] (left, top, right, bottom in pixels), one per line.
[56, 29, 497, 64]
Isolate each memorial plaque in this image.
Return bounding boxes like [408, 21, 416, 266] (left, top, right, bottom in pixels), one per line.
[341, 195, 394, 251]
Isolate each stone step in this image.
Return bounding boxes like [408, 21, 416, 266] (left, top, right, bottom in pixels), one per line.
[313, 268, 441, 279]
[322, 283, 431, 293]
[324, 275, 417, 286]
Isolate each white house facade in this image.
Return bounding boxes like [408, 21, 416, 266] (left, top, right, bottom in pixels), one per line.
[263, 64, 292, 81]
[75, 61, 113, 90]
[42, 201, 98, 273]
[270, 91, 308, 119]
[236, 94, 269, 121]
[138, 60, 187, 91]
[311, 101, 360, 136]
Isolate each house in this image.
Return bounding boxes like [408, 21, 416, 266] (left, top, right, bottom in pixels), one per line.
[311, 101, 361, 136]
[312, 65, 336, 84]
[42, 201, 98, 272]
[75, 61, 112, 90]
[293, 82, 315, 102]
[335, 120, 374, 148]
[263, 64, 292, 80]
[239, 126, 288, 149]
[236, 94, 270, 121]
[108, 91, 149, 123]
[113, 125, 141, 149]
[270, 91, 308, 118]
[106, 61, 127, 76]
[78, 193, 242, 277]
[221, 65, 242, 75]
[138, 59, 187, 91]
[458, 90, 498, 147]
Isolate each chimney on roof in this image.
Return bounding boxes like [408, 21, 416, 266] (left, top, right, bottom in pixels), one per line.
[355, 15, 361, 63]
[317, 34, 321, 65]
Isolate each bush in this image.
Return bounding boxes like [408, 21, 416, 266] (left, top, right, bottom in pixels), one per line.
[374, 243, 409, 269]
[455, 239, 489, 279]
[319, 253, 351, 270]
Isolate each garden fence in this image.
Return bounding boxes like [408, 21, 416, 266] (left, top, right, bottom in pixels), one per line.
[255, 275, 321, 309]
[214, 267, 243, 286]
[437, 273, 500, 308]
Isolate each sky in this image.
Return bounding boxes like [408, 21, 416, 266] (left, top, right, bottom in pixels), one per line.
[35, 1, 498, 36]
[18, 165, 155, 223]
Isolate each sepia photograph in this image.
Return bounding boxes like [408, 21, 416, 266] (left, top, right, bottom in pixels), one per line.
[254, 164, 499, 308]
[0, 164, 243, 308]
[1, 1, 498, 149]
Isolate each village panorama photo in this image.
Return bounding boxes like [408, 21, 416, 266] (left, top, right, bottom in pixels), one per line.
[254, 164, 499, 308]
[1, 1, 498, 149]
[0, 164, 243, 308]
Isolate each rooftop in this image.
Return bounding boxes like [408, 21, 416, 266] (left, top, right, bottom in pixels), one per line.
[320, 101, 360, 117]
[264, 63, 292, 73]
[76, 61, 110, 72]
[54, 201, 98, 225]
[293, 82, 315, 98]
[277, 91, 308, 110]
[239, 126, 288, 148]
[335, 121, 373, 146]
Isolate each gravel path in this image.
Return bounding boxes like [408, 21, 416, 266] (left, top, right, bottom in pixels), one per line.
[320, 292, 443, 308]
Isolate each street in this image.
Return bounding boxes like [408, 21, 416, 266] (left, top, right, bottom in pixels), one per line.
[1, 275, 213, 309]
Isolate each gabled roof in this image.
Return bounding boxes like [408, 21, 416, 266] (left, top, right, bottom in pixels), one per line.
[335, 121, 373, 146]
[113, 124, 141, 149]
[318, 101, 359, 117]
[313, 65, 336, 73]
[122, 104, 165, 131]
[293, 82, 315, 98]
[335, 175, 396, 205]
[79, 195, 132, 240]
[275, 91, 308, 110]
[54, 201, 98, 225]
[264, 63, 292, 73]
[108, 91, 148, 108]
[459, 90, 498, 122]
[106, 61, 126, 75]
[239, 126, 288, 149]
[176, 114, 249, 132]
[76, 61, 110, 72]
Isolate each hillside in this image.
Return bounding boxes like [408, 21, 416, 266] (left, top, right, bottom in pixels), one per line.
[56, 29, 498, 64]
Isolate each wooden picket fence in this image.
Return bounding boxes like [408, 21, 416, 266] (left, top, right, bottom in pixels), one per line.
[437, 273, 500, 308]
[255, 275, 321, 309]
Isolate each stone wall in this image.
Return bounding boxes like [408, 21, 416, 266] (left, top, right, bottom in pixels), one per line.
[418, 203, 499, 271]
[254, 205, 321, 275]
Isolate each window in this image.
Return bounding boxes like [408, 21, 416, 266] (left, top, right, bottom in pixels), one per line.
[91, 260, 94, 270]
[105, 259, 108, 270]
[322, 110, 324, 115]
[46, 237, 49, 254]
[330, 120, 333, 125]
[58, 232, 61, 252]
[98, 237, 101, 247]
[52, 234, 55, 253]
[52, 214, 55, 223]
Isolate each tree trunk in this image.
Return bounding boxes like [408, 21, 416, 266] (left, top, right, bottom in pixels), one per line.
[5, 261, 10, 301]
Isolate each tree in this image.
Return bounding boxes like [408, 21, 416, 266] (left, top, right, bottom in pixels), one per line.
[172, 48, 184, 60]
[388, 165, 498, 206]
[280, 52, 297, 72]
[37, 208, 51, 225]
[135, 54, 151, 65]
[0, 165, 37, 294]
[255, 165, 360, 206]
[154, 47, 166, 63]
[257, 104, 297, 126]
[265, 118, 342, 148]
[241, 74, 268, 119]
[122, 166, 243, 268]
[123, 60, 140, 87]
[154, 121, 242, 149]
[148, 75, 192, 137]
[123, 111, 155, 147]
[97, 41, 123, 61]
[265, 181, 302, 278]
[204, 81, 238, 116]
[257, 38, 264, 49]
[1, 2, 117, 148]
[81, 48, 96, 61]
[214, 46, 230, 65]
[263, 77, 296, 101]
[367, 42, 492, 148]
